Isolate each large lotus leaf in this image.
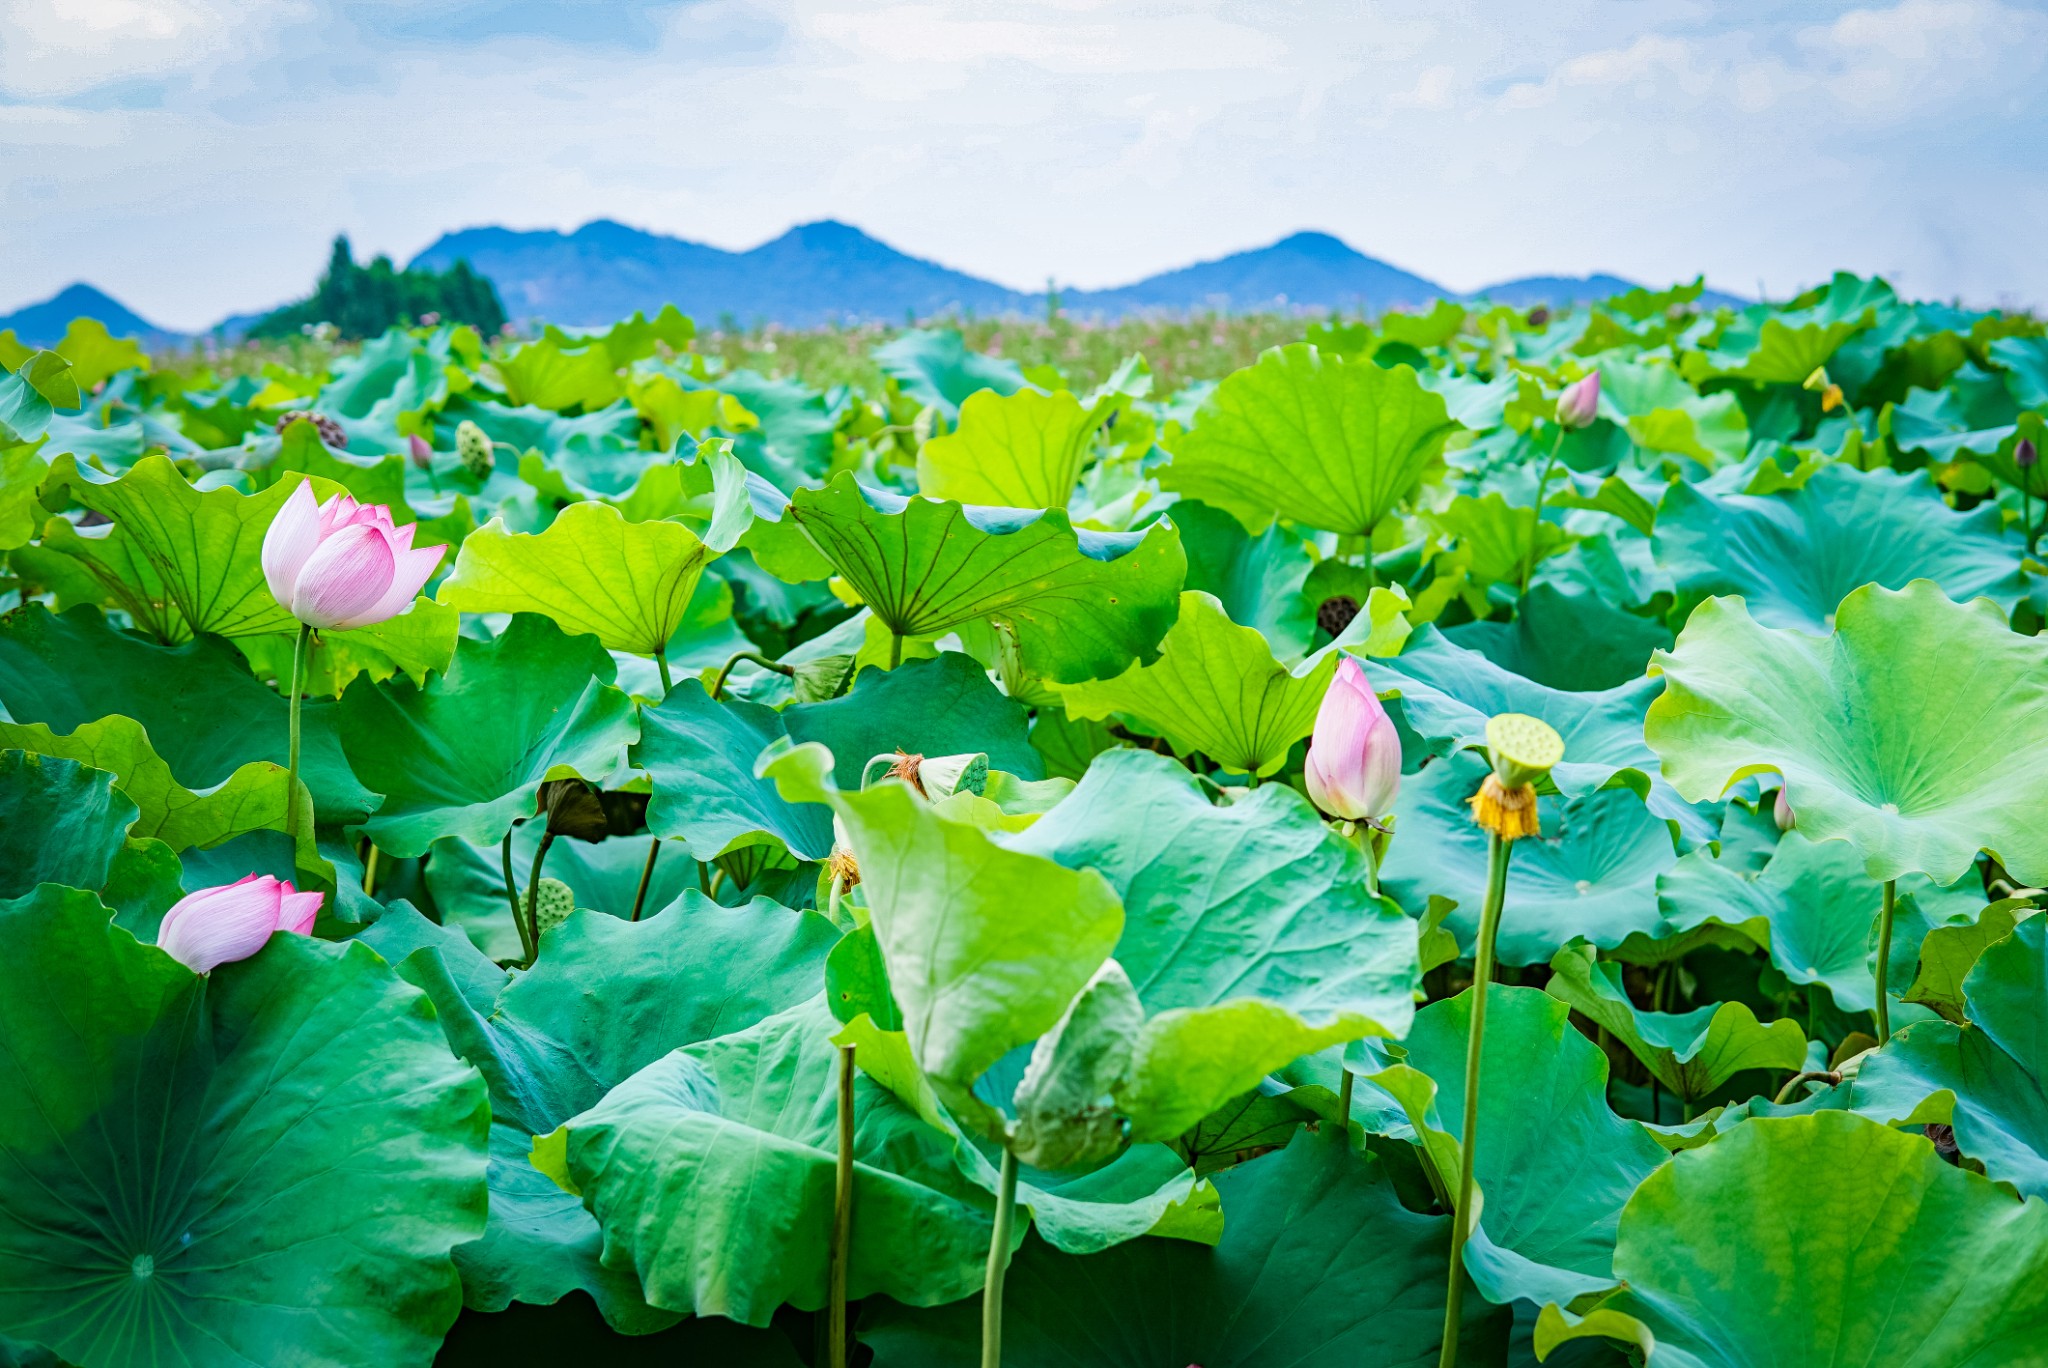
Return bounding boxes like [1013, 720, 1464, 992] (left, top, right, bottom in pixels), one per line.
[1595, 359, 1748, 467]
[235, 595, 461, 698]
[1361, 987, 1668, 1307]
[1851, 918, 2048, 1200]
[1545, 946, 1806, 1104]
[0, 442, 44, 551]
[555, 996, 999, 1326]
[784, 649, 1042, 787]
[36, 454, 385, 638]
[395, 894, 837, 1329]
[1444, 583, 1670, 692]
[339, 614, 638, 857]
[765, 744, 1123, 1113]
[1173, 498, 1316, 658]
[1536, 1113, 2048, 1367]
[1380, 750, 1678, 967]
[873, 328, 1026, 418]
[916, 387, 1097, 508]
[1375, 624, 1703, 835]
[1014, 748, 1419, 1138]
[634, 680, 835, 861]
[1903, 899, 2037, 1023]
[1653, 465, 2026, 633]
[438, 502, 724, 656]
[1423, 490, 1577, 596]
[860, 1128, 1508, 1367]
[1991, 334, 2048, 410]
[0, 886, 489, 1368]
[1162, 343, 1457, 537]
[1053, 591, 1336, 777]
[787, 474, 1184, 686]
[1645, 579, 2048, 886]
[0, 748, 142, 897]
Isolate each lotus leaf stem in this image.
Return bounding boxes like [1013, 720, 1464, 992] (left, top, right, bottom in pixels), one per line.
[982, 1148, 1020, 1368]
[654, 652, 673, 696]
[1439, 830, 1512, 1368]
[629, 840, 660, 922]
[830, 1042, 856, 1368]
[1336, 1070, 1354, 1134]
[710, 649, 795, 701]
[521, 831, 555, 968]
[1518, 426, 1568, 593]
[889, 630, 904, 671]
[284, 622, 310, 839]
[361, 845, 380, 895]
[1773, 1070, 1842, 1105]
[1875, 877, 1898, 1043]
[502, 833, 534, 967]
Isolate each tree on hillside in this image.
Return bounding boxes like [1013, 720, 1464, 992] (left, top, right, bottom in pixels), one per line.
[248, 236, 507, 340]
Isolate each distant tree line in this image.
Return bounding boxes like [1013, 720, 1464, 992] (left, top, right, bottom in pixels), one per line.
[247, 236, 507, 340]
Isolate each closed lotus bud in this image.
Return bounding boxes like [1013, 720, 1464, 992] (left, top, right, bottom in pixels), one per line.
[1304, 657, 1400, 823]
[407, 434, 434, 469]
[532, 878, 576, 937]
[1774, 784, 1796, 832]
[157, 874, 322, 974]
[1553, 371, 1601, 430]
[1468, 713, 1565, 842]
[2019, 438, 2039, 470]
[455, 420, 495, 479]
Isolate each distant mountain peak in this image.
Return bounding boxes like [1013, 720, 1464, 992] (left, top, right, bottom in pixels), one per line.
[0, 281, 182, 347]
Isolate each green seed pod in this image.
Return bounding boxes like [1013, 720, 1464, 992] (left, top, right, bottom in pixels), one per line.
[455, 420, 495, 479]
[533, 877, 576, 937]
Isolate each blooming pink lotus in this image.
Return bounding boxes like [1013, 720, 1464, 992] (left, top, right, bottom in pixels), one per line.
[1304, 656, 1400, 823]
[262, 482, 445, 630]
[157, 874, 322, 974]
[1555, 370, 1601, 430]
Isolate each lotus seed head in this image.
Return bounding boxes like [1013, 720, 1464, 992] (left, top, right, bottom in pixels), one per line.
[1484, 713, 1565, 788]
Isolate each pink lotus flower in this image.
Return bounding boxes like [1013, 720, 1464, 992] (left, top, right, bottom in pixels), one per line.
[1555, 371, 1601, 430]
[1305, 656, 1400, 823]
[1773, 783, 1796, 832]
[262, 482, 445, 630]
[157, 875, 322, 974]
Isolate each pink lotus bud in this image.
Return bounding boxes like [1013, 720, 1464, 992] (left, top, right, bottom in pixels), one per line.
[261, 481, 445, 631]
[1554, 371, 1601, 430]
[408, 434, 434, 469]
[1773, 784, 1795, 832]
[1304, 656, 1400, 822]
[157, 874, 322, 974]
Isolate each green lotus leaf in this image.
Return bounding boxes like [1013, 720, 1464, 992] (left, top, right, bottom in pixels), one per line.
[0, 886, 489, 1368]
[1423, 490, 1576, 592]
[1718, 316, 1867, 384]
[1653, 465, 2027, 633]
[1444, 583, 1670, 692]
[824, 766, 1122, 1111]
[1595, 359, 1748, 467]
[787, 473, 1184, 685]
[1375, 624, 1704, 835]
[1990, 334, 2048, 410]
[635, 681, 835, 861]
[784, 649, 1042, 787]
[1903, 899, 2037, 1023]
[438, 502, 726, 657]
[1852, 917, 2048, 1199]
[0, 748, 142, 896]
[1545, 944, 1806, 1105]
[1379, 750, 1678, 966]
[1015, 748, 1419, 1138]
[38, 454, 383, 639]
[388, 893, 837, 1330]
[0, 442, 44, 551]
[860, 1128, 1508, 1366]
[555, 995, 1000, 1326]
[1174, 499, 1315, 658]
[1052, 591, 1336, 777]
[916, 387, 1100, 508]
[1536, 1113, 2048, 1367]
[235, 595, 461, 697]
[1161, 343, 1458, 537]
[339, 614, 639, 857]
[1645, 579, 2048, 885]
[873, 327, 1026, 418]
[1361, 987, 1668, 1306]
[421, 828, 697, 962]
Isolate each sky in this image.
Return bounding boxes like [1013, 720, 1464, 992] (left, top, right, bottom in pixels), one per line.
[3, 0, 2044, 330]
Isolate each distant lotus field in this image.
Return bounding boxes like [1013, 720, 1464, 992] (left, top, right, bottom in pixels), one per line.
[3, 276, 2047, 1367]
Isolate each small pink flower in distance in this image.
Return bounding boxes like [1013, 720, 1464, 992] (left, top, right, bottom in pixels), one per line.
[407, 434, 434, 469]
[1554, 371, 1601, 430]
[1304, 656, 1400, 823]
[157, 875, 322, 974]
[261, 482, 445, 631]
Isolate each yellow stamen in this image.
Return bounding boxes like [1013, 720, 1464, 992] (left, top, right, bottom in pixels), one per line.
[1468, 774, 1541, 840]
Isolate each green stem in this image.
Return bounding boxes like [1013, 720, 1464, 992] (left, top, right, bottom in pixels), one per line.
[502, 833, 534, 968]
[830, 1042, 856, 1368]
[520, 831, 555, 969]
[1439, 831, 1512, 1368]
[1518, 426, 1568, 593]
[629, 839, 661, 922]
[361, 844, 381, 895]
[654, 652, 674, 696]
[1336, 1071, 1354, 1135]
[1875, 877, 1898, 1043]
[709, 650, 794, 701]
[1773, 1069, 1842, 1106]
[982, 1148, 1021, 1368]
[889, 630, 904, 671]
[284, 622, 310, 839]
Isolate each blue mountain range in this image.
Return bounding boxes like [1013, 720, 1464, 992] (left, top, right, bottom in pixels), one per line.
[1, 220, 1729, 342]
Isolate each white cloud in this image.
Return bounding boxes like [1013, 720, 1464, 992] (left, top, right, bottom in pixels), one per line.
[0, 0, 2043, 328]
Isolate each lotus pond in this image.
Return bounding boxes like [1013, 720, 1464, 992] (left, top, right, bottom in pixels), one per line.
[3, 278, 2048, 1367]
